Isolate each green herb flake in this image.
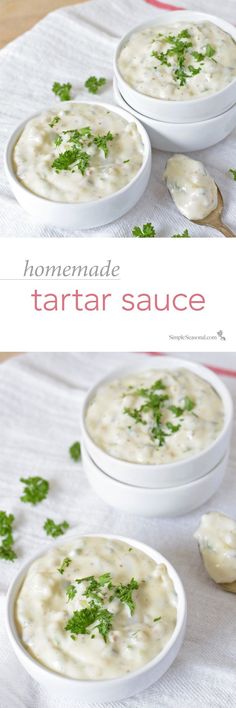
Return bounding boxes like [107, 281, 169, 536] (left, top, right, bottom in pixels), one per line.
[66, 583, 77, 601]
[52, 148, 90, 175]
[49, 115, 60, 128]
[93, 131, 113, 158]
[44, 518, 69, 538]
[52, 82, 72, 101]
[58, 557, 72, 575]
[172, 229, 191, 238]
[0, 511, 16, 562]
[84, 76, 106, 94]
[20, 476, 49, 505]
[229, 168, 236, 181]
[132, 223, 156, 238]
[54, 134, 63, 147]
[112, 578, 139, 615]
[69, 441, 81, 462]
[153, 616, 161, 622]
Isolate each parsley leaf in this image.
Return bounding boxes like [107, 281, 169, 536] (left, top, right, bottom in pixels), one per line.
[229, 168, 236, 181]
[132, 223, 156, 238]
[66, 584, 77, 601]
[54, 134, 63, 147]
[49, 115, 60, 128]
[93, 131, 113, 157]
[58, 557, 72, 575]
[85, 76, 106, 94]
[151, 29, 217, 86]
[65, 604, 113, 642]
[20, 476, 49, 505]
[52, 149, 90, 175]
[52, 82, 72, 101]
[69, 441, 81, 462]
[172, 229, 191, 238]
[44, 518, 69, 538]
[205, 44, 216, 60]
[112, 578, 139, 615]
[0, 511, 16, 562]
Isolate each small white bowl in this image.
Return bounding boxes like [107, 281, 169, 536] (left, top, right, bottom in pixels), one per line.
[4, 101, 151, 230]
[114, 77, 236, 152]
[114, 12, 236, 123]
[6, 533, 186, 702]
[82, 443, 228, 518]
[81, 356, 233, 489]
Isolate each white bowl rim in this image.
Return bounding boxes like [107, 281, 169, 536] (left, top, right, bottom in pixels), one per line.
[82, 355, 233, 471]
[114, 11, 236, 109]
[82, 443, 228, 494]
[113, 75, 236, 126]
[4, 100, 151, 207]
[6, 532, 186, 687]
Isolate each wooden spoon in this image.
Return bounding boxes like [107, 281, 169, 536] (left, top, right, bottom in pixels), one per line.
[192, 186, 235, 237]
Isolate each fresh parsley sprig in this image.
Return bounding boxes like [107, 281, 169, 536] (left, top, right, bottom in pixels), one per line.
[20, 476, 49, 505]
[172, 229, 191, 238]
[44, 518, 69, 538]
[58, 557, 72, 575]
[0, 511, 16, 561]
[132, 223, 156, 238]
[52, 82, 72, 101]
[85, 76, 106, 94]
[229, 168, 236, 181]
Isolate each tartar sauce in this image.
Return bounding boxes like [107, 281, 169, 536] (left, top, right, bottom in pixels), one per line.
[85, 368, 224, 464]
[14, 104, 144, 202]
[194, 512, 236, 584]
[163, 155, 218, 220]
[118, 22, 236, 100]
[16, 537, 177, 680]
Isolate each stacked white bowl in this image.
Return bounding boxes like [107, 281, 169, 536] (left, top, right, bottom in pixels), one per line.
[81, 356, 233, 517]
[113, 11, 236, 152]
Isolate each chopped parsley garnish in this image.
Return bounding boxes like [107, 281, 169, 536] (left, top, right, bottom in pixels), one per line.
[69, 441, 81, 462]
[0, 511, 16, 562]
[93, 131, 113, 157]
[44, 518, 69, 538]
[52, 148, 90, 175]
[52, 82, 72, 101]
[84, 76, 106, 94]
[132, 223, 156, 238]
[153, 616, 161, 622]
[49, 115, 60, 128]
[229, 168, 236, 181]
[51, 127, 114, 175]
[152, 29, 217, 86]
[20, 476, 49, 505]
[123, 380, 196, 447]
[172, 229, 191, 238]
[58, 557, 72, 575]
[54, 134, 63, 147]
[64, 572, 139, 642]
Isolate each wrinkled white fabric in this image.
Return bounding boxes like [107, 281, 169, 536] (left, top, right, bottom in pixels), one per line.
[0, 0, 236, 237]
[0, 351, 236, 707]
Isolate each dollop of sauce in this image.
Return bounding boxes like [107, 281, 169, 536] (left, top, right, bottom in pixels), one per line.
[118, 22, 236, 101]
[194, 512, 236, 584]
[13, 104, 144, 203]
[16, 537, 177, 680]
[85, 368, 224, 465]
[163, 154, 218, 220]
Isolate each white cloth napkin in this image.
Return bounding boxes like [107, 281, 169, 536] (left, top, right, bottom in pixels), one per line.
[0, 351, 236, 708]
[0, 0, 236, 238]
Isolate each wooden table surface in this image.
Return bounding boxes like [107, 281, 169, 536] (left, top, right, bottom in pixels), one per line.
[0, 0, 87, 48]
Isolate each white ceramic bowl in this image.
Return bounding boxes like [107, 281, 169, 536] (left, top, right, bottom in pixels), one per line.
[6, 533, 186, 702]
[114, 12, 236, 123]
[4, 101, 151, 230]
[81, 356, 233, 489]
[82, 443, 228, 518]
[114, 77, 236, 152]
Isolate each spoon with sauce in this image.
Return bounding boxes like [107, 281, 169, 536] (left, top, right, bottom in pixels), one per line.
[191, 186, 235, 238]
[163, 155, 236, 238]
[194, 512, 236, 594]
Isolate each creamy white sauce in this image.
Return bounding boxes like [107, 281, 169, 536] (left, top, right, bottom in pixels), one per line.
[14, 104, 144, 203]
[85, 368, 224, 465]
[163, 155, 218, 220]
[194, 512, 236, 584]
[16, 537, 177, 680]
[118, 22, 236, 100]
